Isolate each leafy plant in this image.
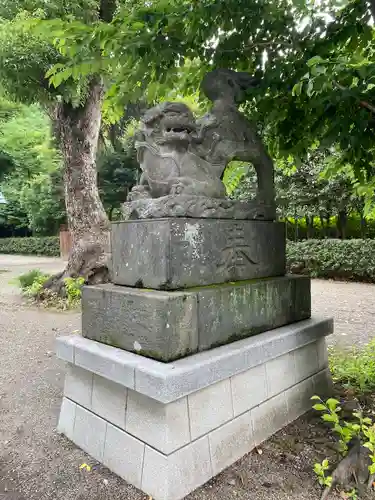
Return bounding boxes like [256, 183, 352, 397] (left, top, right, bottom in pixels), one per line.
[64, 277, 85, 307]
[329, 340, 375, 394]
[314, 458, 332, 488]
[17, 270, 84, 309]
[312, 395, 375, 497]
[18, 268, 48, 289]
[18, 269, 51, 298]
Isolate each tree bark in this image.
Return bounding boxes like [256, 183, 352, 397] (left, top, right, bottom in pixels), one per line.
[46, 78, 110, 293]
[336, 210, 347, 240]
[360, 213, 367, 238]
[305, 215, 314, 239]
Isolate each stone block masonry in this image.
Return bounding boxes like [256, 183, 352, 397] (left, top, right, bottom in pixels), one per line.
[111, 219, 286, 289]
[57, 317, 333, 500]
[82, 275, 311, 361]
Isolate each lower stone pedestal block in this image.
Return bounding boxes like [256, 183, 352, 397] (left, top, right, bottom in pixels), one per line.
[82, 275, 311, 361]
[56, 317, 333, 500]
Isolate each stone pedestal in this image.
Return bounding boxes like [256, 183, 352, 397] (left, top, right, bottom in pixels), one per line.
[111, 219, 285, 289]
[57, 318, 333, 500]
[56, 217, 333, 499]
[82, 275, 311, 361]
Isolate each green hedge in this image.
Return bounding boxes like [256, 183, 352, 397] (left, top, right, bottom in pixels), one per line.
[0, 236, 60, 256]
[286, 239, 375, 282]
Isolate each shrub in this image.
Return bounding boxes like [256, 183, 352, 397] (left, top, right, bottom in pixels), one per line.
[286, 239, 375, 282]
[17, 270, 83, 309]
[329, 339, 375, 394]
[18, 269, 49, 289]
[0, 236, 59, 256]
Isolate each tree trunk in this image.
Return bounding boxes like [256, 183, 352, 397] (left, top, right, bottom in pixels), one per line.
[305, 215, 314, 239]
[319, 213, 326, 238]
[294, 216, 299, 241]
[336, 210, 347, 240]
[360, 214, 367, 238]
[46, 78, 110, 294]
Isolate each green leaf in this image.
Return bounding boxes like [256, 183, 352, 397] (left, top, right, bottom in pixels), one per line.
[314, 463, 323, 473]
[307, 79, 314, 97]
[307, 55, 324, 67]
[326, 398, 340, 411]
[322, 413, 338, 423]
[311, 395, 322, 401]
[50, 68, 73, 88]
[350, 76, 359, 88]
[292, 81, 303, 96]
[312, 404, 327, 411]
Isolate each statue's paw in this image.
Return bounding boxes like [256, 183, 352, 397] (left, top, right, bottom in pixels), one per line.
[170, 182, 185, 196]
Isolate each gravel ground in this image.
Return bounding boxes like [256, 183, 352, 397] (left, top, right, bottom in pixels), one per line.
[0, 255, 374, 500]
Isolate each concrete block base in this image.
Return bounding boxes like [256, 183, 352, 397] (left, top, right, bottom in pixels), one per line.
[57, 317, 333, 500]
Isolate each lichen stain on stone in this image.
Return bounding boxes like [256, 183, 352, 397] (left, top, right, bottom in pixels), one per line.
[183, 223, 202, 260]
[134, 340, 142, 351]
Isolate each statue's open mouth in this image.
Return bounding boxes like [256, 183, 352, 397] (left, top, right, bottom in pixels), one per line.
[161, 115, 196, 142]
[165, 126, 193, 134]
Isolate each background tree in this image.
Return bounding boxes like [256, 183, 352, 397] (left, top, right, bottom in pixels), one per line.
[39, 0, 375, 208]
[0, 98, 65, 235]
[0, 0, 118, 293]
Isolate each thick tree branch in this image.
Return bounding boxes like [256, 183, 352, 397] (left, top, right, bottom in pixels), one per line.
[369, 0, 375, 22]
[334, 81, 375, 114]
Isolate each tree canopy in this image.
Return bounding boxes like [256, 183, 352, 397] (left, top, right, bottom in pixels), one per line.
[1, 0, 375, 240]
[33, 1, 375, 186]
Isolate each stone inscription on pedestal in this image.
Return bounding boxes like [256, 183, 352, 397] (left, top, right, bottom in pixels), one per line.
[111, 219, 285, 290]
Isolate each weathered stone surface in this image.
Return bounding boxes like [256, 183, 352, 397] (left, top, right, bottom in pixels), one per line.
[122, 195, 275, 221]
[82, 276, 310, 361]
[126, 70, 276, 221]
[82, 284, 198, 362]
[197, 275, 311, 350]
[111, 218, 285, 289]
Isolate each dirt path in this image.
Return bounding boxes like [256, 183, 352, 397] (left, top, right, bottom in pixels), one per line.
[0, 255, 374, 500]
[311, 279, 375, 347]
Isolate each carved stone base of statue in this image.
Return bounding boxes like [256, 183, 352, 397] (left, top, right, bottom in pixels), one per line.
[122, 195, 276, 221]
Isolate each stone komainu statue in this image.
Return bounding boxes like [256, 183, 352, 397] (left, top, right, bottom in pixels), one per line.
[197, 69, 275, 207]
[125, 69, 276, 220]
